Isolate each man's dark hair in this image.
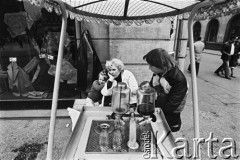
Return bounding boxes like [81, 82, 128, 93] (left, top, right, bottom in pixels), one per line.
[197, 37, 202, 41]
[143, 48, 176, 72]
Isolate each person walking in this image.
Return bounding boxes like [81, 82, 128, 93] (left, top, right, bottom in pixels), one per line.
[229, 37, 240, 78]
[187, 36, 205, 76]
[214, 36, 237, 80]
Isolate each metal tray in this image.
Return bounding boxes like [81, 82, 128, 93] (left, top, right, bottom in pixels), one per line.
[85, 119, 158, 153]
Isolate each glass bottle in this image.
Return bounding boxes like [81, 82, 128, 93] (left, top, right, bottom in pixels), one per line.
[112, 82, 130, 115]
[112, 122, 122, 152]
[99, 124, 109, 152]
[137, 84, 156, 117]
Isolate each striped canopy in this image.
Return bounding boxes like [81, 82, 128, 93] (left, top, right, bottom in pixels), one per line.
[28, 0, 239, 25]
[29, 0, 203, 25]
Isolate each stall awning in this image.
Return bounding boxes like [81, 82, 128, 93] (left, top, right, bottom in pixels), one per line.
[29, 0, 203, 25]
[29, 0, 240, 25]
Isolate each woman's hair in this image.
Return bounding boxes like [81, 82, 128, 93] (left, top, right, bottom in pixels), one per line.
[143, 48, 176, 72]
[105, 58, 124, 71]
[99, 69, 109, 81]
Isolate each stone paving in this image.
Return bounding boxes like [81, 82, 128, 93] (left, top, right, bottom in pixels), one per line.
[172, 52, 240, 159]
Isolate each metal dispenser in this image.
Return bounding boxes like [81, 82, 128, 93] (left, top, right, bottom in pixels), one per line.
[137, 82, 156, 124]
[111, 82, 130, 115]
[111, 82, 130, 151]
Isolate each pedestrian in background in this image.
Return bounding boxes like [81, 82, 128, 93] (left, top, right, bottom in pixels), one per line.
[188, 36, 205, 76]
[214, 36, 237, 80]
[229, 37, 240, 78]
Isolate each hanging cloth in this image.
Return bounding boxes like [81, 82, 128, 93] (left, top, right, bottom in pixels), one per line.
[23, 0, 42, 21]
[76, 30, 103, 92]
[76, 32, 88, 91]
[48, 59, 77, 84]
[4, 12, 28, 38]
[7, 62, 35, 96]
[85, 30, 103, 84]
[32, 59, 54, 92]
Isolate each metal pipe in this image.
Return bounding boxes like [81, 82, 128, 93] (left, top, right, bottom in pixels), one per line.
[187, 0, 226, 159]
[174, 16, 180, 61]
[176, 14, 188, 72]
[46, 0, 67, 159]
[75, 19, 81, 48]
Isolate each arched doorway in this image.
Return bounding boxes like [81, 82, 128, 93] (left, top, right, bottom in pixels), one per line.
[193, 21, 201, 41]
[205, 19, 219, 43]
[224, 14, 240, 42]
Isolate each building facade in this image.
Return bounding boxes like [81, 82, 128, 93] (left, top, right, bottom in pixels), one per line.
[193, 1, 240, 50]
[193, 14, 240, 50]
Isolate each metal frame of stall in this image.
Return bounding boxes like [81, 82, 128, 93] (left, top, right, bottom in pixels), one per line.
[46, 0, 227, 160]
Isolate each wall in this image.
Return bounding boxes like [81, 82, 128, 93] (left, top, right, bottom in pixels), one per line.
[81, 21, 110, 63]
[109, 19, 171, 63]
[81, 19, 172, 83]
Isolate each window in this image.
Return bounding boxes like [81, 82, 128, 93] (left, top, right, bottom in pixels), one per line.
[228, 14, 240, 40]
[0, 0, 78, 106]
[206, 19, 219, 42]
[193, 21, 201, 41]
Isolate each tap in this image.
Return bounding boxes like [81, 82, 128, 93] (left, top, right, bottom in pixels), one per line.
[138, 114, 157, 126]
[127, 112, 139, 150]
[138, 117, 152, 126]
[106, 113, 126, 126]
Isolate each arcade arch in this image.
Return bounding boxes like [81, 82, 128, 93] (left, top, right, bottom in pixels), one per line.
[205, 19, 219, 43]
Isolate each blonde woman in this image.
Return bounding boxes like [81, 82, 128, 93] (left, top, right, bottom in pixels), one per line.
[101, 58, 138, 107]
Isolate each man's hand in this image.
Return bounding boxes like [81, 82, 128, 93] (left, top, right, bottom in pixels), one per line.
[152, 75, 160, 87]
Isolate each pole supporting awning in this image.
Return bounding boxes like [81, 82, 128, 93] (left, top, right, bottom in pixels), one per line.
[187, 0, 227, 159]
[46, 0, 67, 160]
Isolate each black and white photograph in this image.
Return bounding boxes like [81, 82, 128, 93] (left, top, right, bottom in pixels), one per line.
[0, 0, 239, 159]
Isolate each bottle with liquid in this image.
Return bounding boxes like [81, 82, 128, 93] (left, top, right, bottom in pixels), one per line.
[99, 124, 110, 152]
[112, 123, 122, 152]
[137, 84, 156, 117]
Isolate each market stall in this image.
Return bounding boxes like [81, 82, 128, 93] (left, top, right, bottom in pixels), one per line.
[28, 0, 229, 159]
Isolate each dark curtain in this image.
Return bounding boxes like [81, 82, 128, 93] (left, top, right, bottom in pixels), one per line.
[85, 30, 103, 85]
[76, 30, 102, 93]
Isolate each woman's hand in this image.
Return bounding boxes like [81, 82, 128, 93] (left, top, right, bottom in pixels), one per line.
[108, 73, 115, 81]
